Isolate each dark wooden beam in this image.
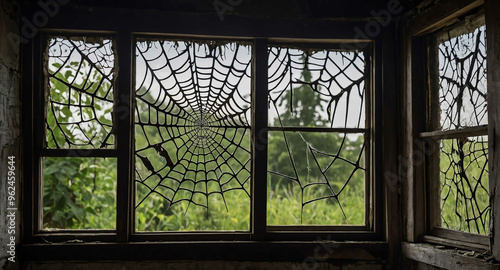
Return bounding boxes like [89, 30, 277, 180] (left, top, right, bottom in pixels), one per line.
[408, 0, 484, 36]
[21, 4, 373, 40]
[20, 241, 388, 262]
[115, 30, 133, 243]
[380, 23, 402, 270]
[251, 39, 268, 241]
[485, 0, 500, 261]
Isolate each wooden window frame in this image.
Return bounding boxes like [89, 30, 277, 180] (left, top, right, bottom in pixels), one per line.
[403, 0, 500, 262]
[20, 5, 388, 247]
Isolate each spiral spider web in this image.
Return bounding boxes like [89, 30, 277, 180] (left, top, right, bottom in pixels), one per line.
[267, 47, 367, 225]
[134, 39, 252, 228]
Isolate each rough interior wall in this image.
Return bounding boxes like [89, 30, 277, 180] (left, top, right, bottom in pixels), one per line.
[0, 0, 21, 269]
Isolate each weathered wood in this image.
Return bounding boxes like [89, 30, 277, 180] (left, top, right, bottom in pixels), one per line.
[39, 149, 119, 157]
[380, 24, 403, 269]
[405, 36, 428, 243]
[251, 39, 268, 241]
[408, 0, 484, 36]
[116, 31, 133, 243]
[402, 242, 500, 270]
[22, 4, 373, 41]
[267, 127, 368, 133]
[420, 125, 488, 140]
[485, 0, 500, 261]
[430, 228, 490, 246]
[423, 235, 488, 252]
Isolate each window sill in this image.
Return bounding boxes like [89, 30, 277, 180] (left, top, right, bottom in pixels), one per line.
[20, 241, 387, 262]
[402, 242, 500, 270]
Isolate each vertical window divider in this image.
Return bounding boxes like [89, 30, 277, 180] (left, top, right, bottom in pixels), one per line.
[251, 38, 268, 240]
[34, 33, 44, 236]
[486, 0, 500, 260]
[116, 30, 133, 243]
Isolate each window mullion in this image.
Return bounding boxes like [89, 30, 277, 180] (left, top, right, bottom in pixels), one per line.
[486, 0, 500, 260]
[251, 38, 268, 240]
[116, 30, 133, 243]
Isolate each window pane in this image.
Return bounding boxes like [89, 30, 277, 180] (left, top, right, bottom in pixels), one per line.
[267, 131, 366, 225]
[42, 157, 117, 229]
[134, 39, 252, 231]
[268, 47, 366, 128]
[440, 136, 489, 235]
[45, 37, 116, 149]
[437, 23, 487, 130]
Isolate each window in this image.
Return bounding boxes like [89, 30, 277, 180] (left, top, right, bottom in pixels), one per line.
[266, 44, 369, 228]
[29, 32, 374, 240]
[422, 13, 489, 245]
[41, 36, 118, 230]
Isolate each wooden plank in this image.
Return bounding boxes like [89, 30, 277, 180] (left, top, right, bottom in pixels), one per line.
[115, 31, 133, 243]
[402, 24, 416, 243]
[371, 35, 384, 242]
[485, 0, 500, 261]
[426, 35, 442, 231]
[267, 225, 368, 231]
[423, 235, 488, 252]
[380, 24, 403, 269]
[33, 33, 45, 234]
[39, 149, 119, 158]
[420, 125, 488, 140]
[267, 127, 368, 133]
[430, 228, 490, 246]
[410, 36, 428, 242]
[408, 0, 484, 36]
[402, 242, 500, 270]
[251, 39, 268, 241]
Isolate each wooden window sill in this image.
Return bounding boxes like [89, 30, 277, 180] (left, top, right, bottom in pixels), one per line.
[402, 242, 500, 270]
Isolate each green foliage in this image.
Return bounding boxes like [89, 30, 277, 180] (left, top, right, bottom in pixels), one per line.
[43, 157, 117, 229]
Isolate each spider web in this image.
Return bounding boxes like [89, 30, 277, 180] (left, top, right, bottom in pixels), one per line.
[134, 39, 252, 219]
[437, 23, 490, 235]
[440, 136, 489, 235]
[45, 37, 115, 149]
[267, 47, 367, 224]
[438, 25, 487, 130]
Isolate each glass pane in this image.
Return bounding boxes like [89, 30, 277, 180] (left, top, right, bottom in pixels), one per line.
[438, 24, 487, 130]
[267, 131, 366, 225]
[440, 136, 489, 235]
[45, 36, 115, 149]
[134, 39, 252, 231]
[42, 157, 117, 229]
[268, 47, 366, 128]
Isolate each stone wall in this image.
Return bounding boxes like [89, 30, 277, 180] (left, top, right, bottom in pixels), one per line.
[0, 0, 21, 269]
